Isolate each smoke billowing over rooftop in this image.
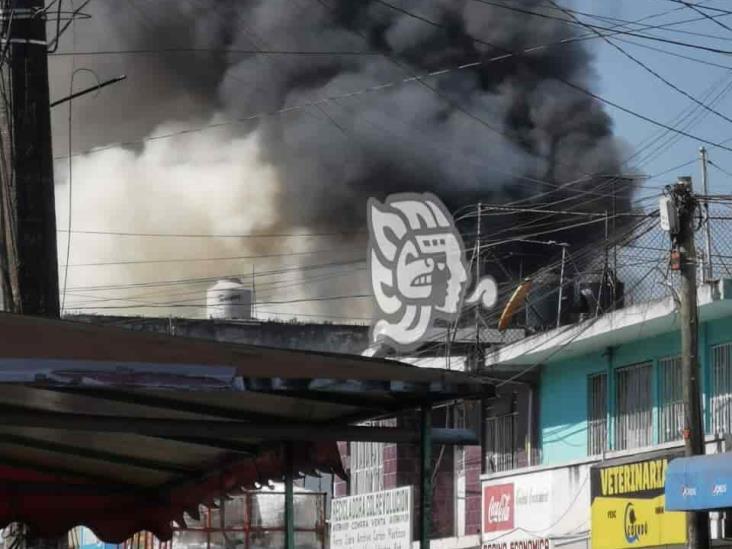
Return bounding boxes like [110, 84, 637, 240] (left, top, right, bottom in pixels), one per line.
[50, 0, 632, 319]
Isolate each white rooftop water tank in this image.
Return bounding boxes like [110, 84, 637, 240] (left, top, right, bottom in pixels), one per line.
[206, 278, 252, 320]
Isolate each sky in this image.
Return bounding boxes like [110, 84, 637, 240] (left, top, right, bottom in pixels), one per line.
[574, 0, 732, 197]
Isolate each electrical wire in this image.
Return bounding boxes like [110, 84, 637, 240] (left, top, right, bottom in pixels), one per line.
[613, 36, 732, 70]
[53, 4, 708, 322]
[64, 258, 365, 292]
[494, 252, 666, 387]
[537, 1, 729, 42]
[60, 1, 82, 314]
[389, 215, 660, 361]
[57, 228, 365, 239]
[667, 0, 732, 33]
[49, 47, 385, 57]
[64, 264, 368, 306]
[53, 5, 732, 162]
[709, 159, 732, 178]
[59, 245, 361, 267]
[67, 293, 372, 311]
[662, 0, 732, 17]
[469, 0, 732, 55]
[545, 0, 732, 130]
[369, 0, 732, 156]
[63, 209, 648, 318]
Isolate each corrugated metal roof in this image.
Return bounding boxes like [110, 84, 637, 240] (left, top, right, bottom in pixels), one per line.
[0, 312, 492, 542]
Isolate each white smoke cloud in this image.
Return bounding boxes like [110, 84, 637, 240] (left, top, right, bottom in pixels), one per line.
[54, 120, 369, 320]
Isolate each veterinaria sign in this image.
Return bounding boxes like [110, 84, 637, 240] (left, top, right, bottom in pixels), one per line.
[367, 193, 497, 352]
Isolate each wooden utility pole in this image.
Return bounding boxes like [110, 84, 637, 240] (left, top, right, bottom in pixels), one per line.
[475, 202, 482, 352]
[1, 5, 62, 546]
[673, 176, 710, 549]
[1, 0, 60, 317]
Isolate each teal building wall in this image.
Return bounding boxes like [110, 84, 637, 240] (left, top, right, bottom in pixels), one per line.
[539, 316, 732, 465]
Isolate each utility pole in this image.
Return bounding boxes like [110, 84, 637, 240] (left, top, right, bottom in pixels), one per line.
[1, 4, 62, 547]
[474, 202, 481, 354]
[474, 203, 489, 477]
[699, 147, 713, 282]
[1, 0, 60, 317]
[556, 244, 567, 328]
[671, 176, 710, 549]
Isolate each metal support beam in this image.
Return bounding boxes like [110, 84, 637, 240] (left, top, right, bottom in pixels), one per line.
[0, 454, 130, 485]
[284, 441, 295, 549]
[0, 408, 478, 444]
[41, 386, 287, 423]
[50, 75, 126, 107]
[420, 405, 432, 549]
[156, 436, 259, 455]
[0, 433, 194, 473]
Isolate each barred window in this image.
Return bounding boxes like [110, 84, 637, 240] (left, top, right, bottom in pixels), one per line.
[350, 419, 393, 495]
[711, 343, 732, 434]
[659, 356, 684, 443]
[350, 441, 383, 495]
[587, 373, 607, 455]
[615, 362, 653, 451]
[484, 413, 517, 472]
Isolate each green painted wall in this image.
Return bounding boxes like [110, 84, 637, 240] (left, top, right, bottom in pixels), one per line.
[539, 316, 732, 465]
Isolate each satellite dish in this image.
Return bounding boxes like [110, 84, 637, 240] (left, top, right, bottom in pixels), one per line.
[498, 278, 532, 331]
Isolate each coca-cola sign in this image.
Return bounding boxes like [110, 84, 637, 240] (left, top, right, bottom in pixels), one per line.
[483, 483, 514, 532]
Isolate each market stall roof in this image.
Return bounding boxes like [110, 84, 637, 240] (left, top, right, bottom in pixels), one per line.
[0, 313, 492, 542]
[666, 453, 732, 511]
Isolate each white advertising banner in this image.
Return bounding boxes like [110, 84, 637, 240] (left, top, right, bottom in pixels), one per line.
[330, 486, 413, 549]
[481, 464, 591, 549]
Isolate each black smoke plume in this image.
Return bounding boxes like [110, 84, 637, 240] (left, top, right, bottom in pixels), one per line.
[51, 0, 632, 317]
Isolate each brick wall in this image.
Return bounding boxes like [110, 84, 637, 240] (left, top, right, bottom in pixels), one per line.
[333, 441, 349, 498]
[394, 411, 455, 540]
[335, 410, 484, 541]
[383, 443, 398, 490]
[464, 445, 482, 536]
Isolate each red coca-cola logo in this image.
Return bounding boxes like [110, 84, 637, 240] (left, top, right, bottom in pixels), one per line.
[483, 483, 514, 532]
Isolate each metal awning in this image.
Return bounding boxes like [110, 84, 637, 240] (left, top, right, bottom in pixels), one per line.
[0, 312, 493, 542]
[666, 453, 732, 511]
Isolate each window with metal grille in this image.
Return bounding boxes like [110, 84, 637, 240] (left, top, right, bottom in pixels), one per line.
[349, 439, 383, 495]
[659, 356, 684, 442]
[615, 362, 653, 451]
[712, 342, 732, 434]
[587, 373, 607, 455]
[349, 418, 393, 495]
[484, 413, 517, 472]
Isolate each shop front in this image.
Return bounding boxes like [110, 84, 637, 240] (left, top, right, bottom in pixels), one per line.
[481, 463, 591, 549]
[481, 448, 696, 549]
[590, 450, 687, 549]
